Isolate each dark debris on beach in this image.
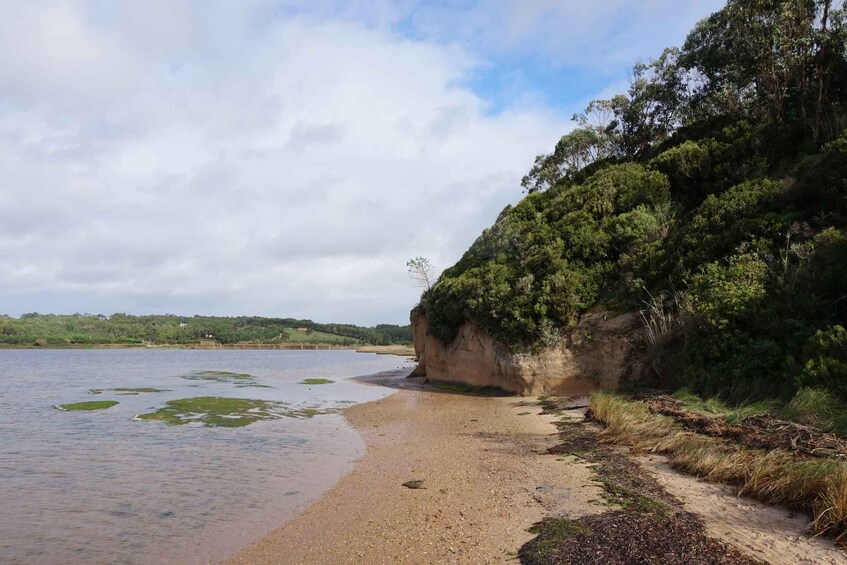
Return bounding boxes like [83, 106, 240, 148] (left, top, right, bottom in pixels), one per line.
[519, 413, 763, 565]
[642, 394, 847, 459]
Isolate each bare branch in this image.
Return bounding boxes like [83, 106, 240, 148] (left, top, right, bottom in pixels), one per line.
[407, 257, 435, 290]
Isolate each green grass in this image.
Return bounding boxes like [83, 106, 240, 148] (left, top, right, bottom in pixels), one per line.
[281, 328, 360, 344]
[782, 388, 847, 436]
[56, 400, 119, 411]
[672, 386, 847, 434]
[671, 387, 778, 423]
[136, 396, 329, 427]
[300, 378, 335, 385]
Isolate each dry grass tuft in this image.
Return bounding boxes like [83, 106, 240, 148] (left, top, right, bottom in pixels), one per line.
[815, 469, 847, 541]
[590, 391, 847, 540]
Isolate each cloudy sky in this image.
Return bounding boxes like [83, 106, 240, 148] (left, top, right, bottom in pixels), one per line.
[0, 0, 724, 325]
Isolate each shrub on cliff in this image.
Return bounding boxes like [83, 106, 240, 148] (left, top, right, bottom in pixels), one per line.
[420, 0, 847, 400]
[425, 163, 670, 349]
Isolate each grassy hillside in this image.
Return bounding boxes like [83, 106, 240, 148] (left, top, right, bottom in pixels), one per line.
[421, 0, 847, 402]
[0, 313, 411, 347]
[280, 327, 360, 344]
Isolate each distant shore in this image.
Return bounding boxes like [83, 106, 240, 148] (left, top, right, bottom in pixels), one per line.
[353, 344, 416, 356]
[0, 343, 415, 355]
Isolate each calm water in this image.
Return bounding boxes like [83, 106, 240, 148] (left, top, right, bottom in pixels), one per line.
[0, 349, 413, 564]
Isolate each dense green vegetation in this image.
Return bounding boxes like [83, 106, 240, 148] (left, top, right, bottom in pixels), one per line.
[421, 0, 847, 402]
[0, 313, 411, 347]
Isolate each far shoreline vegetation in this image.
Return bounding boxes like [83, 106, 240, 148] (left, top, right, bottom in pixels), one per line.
[0, 313, 412, 349]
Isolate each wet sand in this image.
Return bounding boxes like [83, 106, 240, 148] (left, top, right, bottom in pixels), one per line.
[227, 381, 601, 564]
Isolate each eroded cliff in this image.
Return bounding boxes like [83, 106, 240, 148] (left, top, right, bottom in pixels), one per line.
[411, 309, 638, 396]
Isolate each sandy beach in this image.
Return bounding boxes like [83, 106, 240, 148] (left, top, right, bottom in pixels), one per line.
[228, 376, 847, 565]
[227, 378, 601, 564]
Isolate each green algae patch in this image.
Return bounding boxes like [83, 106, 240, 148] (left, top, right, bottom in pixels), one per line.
[136, 397, 331, 427]
[199, 370, 252, 379]
[181, 371, 256, 383]
[90, 388, 166, 395]
[300, 378, 335, 385]
[114, 387, 165, 394]
[56, 400, 119, 411]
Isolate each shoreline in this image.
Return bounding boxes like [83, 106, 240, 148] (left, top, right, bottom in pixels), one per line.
[0, 344, 413, 355]
[226, 378, 585, 564]
[225, 378, 847, 565]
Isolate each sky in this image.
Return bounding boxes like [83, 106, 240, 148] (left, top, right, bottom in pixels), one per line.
[0, 0, 725, 326]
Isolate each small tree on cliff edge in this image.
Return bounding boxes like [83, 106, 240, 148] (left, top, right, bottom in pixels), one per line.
[407, 257, 435, 291]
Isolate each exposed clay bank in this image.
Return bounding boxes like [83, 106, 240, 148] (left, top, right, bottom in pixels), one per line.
[410, 310, 638, 395]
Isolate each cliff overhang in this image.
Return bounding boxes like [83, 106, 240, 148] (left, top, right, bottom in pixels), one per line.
[411, 309, 639, 396]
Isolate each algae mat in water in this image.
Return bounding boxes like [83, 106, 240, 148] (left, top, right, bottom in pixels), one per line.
[179, 371, 274, 389]
[300, 378, 335, 385]
[182, 370, 254, 381]
[56, 400, 119, 411]
[89, 388, 166, 395]
[136, 397, 329, 428]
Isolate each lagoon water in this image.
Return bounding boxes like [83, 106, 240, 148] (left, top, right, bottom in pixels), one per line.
[0, 349, 413, 564]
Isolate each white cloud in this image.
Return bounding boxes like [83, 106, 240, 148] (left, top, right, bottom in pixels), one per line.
[0, 0, 724, 324]
[0, 1, 568, 324]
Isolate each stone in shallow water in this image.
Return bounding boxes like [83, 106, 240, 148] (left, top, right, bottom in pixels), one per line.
[136, 397, 329, 428]
[56, 400, 119, 411]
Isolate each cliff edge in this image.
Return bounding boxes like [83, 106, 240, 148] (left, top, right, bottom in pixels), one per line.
[411, 309, 639, 396]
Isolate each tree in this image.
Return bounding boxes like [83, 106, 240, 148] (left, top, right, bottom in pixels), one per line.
[521, 49, 689, 193]
[521, 127, 613, 193]
[407, 257, 436, 290]
[680, 0, 847, 140]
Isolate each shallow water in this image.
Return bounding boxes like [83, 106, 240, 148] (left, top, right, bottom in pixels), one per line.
[0, 349, 413, 564]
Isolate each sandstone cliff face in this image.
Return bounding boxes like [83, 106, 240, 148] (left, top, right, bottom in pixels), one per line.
[411, 310, 639, 396]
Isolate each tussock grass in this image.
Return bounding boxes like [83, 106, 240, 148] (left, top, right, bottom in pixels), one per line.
[815, 470, 847, 540]
[783, 388, 847, 436]
[590, 391, 847, 540]
[670, 387, 779, 423]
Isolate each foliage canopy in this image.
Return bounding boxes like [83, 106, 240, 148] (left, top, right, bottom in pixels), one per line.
[421, 0, 847, 401]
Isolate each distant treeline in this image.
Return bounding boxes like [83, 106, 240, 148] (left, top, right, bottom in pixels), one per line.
[0, 313, 412, 347]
